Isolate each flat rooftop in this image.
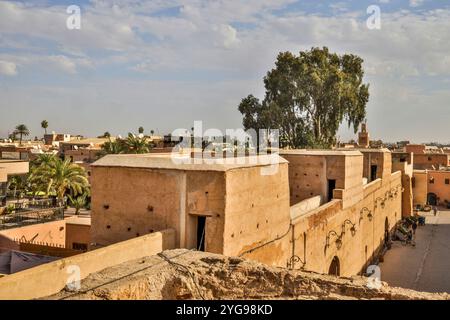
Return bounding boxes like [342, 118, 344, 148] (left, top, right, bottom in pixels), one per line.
[280, 149, 362, 156]
[347, 148, 391, 153]
[0, 159, 27, 163]
[92, 153, 287, 172]
[61, 138, 113, 145]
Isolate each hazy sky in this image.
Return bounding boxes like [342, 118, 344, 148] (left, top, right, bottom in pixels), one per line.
[1, 0, 449, 143]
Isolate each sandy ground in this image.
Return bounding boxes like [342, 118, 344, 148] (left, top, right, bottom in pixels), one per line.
[380, 209, 450, 293]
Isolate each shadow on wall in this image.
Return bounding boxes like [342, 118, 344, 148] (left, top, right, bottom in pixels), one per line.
[0, 234, 19, 253]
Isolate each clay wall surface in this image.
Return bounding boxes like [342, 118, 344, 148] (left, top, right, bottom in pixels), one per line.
[0, 229, 175, 299]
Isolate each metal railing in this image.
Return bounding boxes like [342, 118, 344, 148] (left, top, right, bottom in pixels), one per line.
[0, 206, 64, 230]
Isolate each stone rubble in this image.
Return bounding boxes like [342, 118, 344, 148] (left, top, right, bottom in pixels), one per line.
[48, 249, 449, 300]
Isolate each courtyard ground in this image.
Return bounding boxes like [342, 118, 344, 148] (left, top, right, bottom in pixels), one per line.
[380, 208, 450, 293]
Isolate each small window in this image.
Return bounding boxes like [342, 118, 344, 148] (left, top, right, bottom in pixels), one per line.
[430, 177, 435, 184]
[445, 179, 450, 185]
[428, 157, 432, 161]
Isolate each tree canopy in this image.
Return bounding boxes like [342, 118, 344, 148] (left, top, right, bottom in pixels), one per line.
[15, 124, 30, 145]
[238, 47, 369, 148]
[29, 155, 89, 202]
[41, 120, 49, 135]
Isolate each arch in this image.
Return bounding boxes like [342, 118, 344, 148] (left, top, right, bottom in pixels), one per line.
[427, 193, 437, 206]
[328, 256, 340, 276]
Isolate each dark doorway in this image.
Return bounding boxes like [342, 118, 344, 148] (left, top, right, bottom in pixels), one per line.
[384, 217, 390, 244]
[196, 216, 206, 251]
[370, 165, 378, 181]
[328, 256, 340, 276]
[327, 179, 336, 202]
[427, 193, 437, 206]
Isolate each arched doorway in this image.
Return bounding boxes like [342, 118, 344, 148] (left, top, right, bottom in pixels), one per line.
[328, 256, 340, 276]
[427, 193, 437, 206]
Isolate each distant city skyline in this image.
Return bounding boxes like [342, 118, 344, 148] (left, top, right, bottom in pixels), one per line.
[1, 0, 450, 143]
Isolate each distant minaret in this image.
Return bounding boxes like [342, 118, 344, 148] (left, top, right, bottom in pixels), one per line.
[358, 122, 370, 148]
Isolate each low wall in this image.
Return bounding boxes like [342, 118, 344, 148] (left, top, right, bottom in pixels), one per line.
[0, 219, 67, 251]
[290, 195, 321, 220]
[242, 171, 403, 277]
[0, 228, 176, 300]
[17, 242, 81, 258]
[0, 160, 29, 175]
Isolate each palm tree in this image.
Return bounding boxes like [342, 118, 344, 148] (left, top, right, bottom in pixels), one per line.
[7, 175, 28, 199]
[97, 138, 125, 157]
[138, 126, 144, 134]
[125, 133, 149, 154]
[32, 153, 57, 167]
[31, 158, 89, 204]
[150, 130, 155, 136]
[41, 120, 49, 135]
[15, 124, 30, 145]
[67, 193, 87, 215]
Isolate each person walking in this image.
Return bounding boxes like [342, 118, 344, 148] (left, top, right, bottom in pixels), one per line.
[433, 206, 438, 216]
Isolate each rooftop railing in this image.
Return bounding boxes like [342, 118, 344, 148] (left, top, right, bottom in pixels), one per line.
[0, 206, 64, 230]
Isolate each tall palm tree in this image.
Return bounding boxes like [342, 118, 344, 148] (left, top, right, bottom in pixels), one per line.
[150, 129, 155, 136]
[31, 158, 89, 204]
[125, 133, 149, 154]
[15, 124, 30, 145]
[41, 120, 49, 135]
[138, 126, 144, 134]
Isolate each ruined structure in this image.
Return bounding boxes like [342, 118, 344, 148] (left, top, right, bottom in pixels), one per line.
[49, 249, 449, 300]
[89, 149, 407, 277]
[90, 154, 290, 264]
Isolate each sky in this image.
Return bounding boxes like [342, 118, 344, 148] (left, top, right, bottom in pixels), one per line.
[0, 0, 450, 143]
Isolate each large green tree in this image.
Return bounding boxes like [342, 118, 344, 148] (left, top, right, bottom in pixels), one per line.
[238, 47, 369, 148]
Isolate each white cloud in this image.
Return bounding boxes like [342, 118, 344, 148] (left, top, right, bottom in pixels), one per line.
[1, 0, 450, 142]
[47, 55, 77, 74]
[409, 0, 425, 7]
[0, 60, 17, 76]
[216, 24, 240, 49]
